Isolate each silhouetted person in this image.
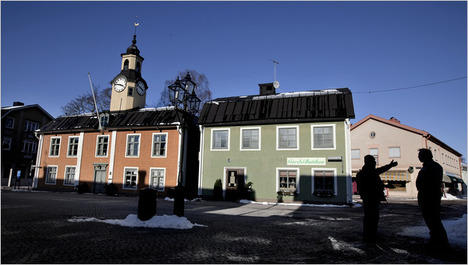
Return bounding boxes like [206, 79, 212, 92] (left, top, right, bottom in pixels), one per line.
[356, 155, 398, 243]
[416, 148, 449, 250]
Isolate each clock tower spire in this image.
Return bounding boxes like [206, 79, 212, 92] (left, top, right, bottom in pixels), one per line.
[110, 28, 148, 112]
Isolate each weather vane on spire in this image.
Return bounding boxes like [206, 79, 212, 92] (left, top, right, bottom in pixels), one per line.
[134, 16, 140, 36]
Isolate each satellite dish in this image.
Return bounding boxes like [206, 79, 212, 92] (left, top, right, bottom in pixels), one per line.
[273, 81, 280, 89]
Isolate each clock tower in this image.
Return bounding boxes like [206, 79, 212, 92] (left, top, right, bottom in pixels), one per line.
[110, 34, 148, 111]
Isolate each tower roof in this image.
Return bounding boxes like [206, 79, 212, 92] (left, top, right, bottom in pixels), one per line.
[125, 34, 140, 55]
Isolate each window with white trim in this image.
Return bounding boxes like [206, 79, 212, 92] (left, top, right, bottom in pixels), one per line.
[277, 126, 298, 150]
[49, 137, 61, 157]
[2, 137, 12, 150]
[22, 139, 37, 158]
[96, 135, 109, 157]
[312, 125, 335, 149]
[278, 169, 298, 194]
[46, 166, 57, 184]
[312, 169, 336, 196]
[64, 166, 76, 186]
[126, 134, 140, 157]
[152, 133, 167, 157]
[150, 168, 165, 192]
[5, 117, 15, 129]
[67, 136, 79, 157]
[212, 129, 229, 150]
[123, 168, 138, 190]
[369, 148, 378, 165]
[389, 147, 401, 158]
[241, 128, 260, 150]
[25, 120, 39, 132]
[351, 149, 360, 160]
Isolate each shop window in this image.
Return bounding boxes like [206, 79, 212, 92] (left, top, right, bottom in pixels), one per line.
[313, 169, 336, 196]
[278, 169, 297, 195]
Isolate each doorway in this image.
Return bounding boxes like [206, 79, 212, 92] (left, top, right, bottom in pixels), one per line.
[93, 163, 108, 193]
[225, 168, 245, 201]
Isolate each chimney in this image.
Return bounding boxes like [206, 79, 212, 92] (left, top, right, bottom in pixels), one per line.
[258, 83, 276, 96]
[13, 101, 24, 106]
[389, 117, 400, 124]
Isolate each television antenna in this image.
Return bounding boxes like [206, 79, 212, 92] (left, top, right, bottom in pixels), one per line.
[269, 59, 280, 89]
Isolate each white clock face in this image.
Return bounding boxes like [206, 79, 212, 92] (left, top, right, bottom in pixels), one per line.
[136, 81, 145, 96]
[114, 76, 127, 92]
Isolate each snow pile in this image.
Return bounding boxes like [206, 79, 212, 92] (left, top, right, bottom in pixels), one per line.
[399, 214, 467, 247]
[68, 214, 206, 230]
[239, 199, 353, 208]
[441, 193, 464, 200]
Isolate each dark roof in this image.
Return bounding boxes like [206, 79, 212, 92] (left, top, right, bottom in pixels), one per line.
[198, 88, 355, 126]
[38, 107, 196, 134]
[1, 104, 54, 120]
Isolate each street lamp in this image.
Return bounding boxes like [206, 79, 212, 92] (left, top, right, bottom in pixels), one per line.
[168, 72, 201, 216]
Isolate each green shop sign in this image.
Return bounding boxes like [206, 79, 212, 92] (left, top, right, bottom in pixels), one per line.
[287, 157, 326, 166]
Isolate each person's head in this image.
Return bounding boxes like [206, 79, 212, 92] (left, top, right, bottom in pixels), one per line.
[418, 148, 433, 163]
[364, 155, 376, 168]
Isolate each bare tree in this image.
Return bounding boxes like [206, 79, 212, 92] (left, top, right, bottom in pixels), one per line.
[157, 69, 212, 110]
[61, 86, 111, 116]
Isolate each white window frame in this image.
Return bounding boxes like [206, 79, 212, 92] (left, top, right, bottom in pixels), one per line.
[125, 134, 141, 158]
[67, 136, 79, 157]
[211, 128, 230, 151]
[311, 124, 336, 150]
[45, 165, 58, 185]
[150, 167, 166, 192]
[25, 120, 39, 132]
[5, 117, 15, 129]
[276, 125, 299, 150]
[22, 139, 37, 158]
[49, 137, 61, 157]
[64, 166, 76, 186]
[151, 133, 168, 158]
[2, 136, 12, 150]
[351, 149, 360, 160]
[369, 148, 379, 165]
[240, 127, 261, 151]
[389, 147, 401, 158]
[276, 167, 300, 194]
[95, 135, 109, 157]
[123, 167, 138, 190]
[311, 168, 337, 196]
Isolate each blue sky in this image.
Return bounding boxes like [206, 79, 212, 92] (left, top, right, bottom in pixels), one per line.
[1, 1, 466, 158]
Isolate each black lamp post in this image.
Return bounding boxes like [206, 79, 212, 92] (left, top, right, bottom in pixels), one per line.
[168, 73, 201, 216]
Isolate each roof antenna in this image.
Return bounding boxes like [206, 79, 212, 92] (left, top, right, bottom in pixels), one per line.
[268, 59, 280, 89]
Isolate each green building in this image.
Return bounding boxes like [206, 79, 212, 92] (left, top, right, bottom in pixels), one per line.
[197, 84, 355, 204]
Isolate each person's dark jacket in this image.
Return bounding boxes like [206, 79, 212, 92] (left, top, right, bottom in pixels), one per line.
[416, 160, 443, 202]
[356, 164, 393, 202]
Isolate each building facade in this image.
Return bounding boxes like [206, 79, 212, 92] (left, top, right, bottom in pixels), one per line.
[1, 102, 54, 187]
[198, 84, 355, 204]
[350, 114, 463, 198]
[33, 34, 199, 197]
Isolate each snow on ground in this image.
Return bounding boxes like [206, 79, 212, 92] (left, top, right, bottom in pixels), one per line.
[239, 199, 359, 208]
[68, 214, 207, 229]
[399, 214, 467, 247]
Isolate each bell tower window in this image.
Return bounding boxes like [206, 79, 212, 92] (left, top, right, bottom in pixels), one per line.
[123, 60, 129, 70]
[136, 62, 141, 73]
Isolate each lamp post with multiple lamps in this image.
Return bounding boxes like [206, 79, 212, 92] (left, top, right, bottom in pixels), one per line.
[168, 73, 201, 217]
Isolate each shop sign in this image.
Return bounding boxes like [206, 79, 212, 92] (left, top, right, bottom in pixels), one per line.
[287, 157, 326, 166]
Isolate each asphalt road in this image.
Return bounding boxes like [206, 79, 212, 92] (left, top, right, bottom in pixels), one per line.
[1, 190, 466, 264]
